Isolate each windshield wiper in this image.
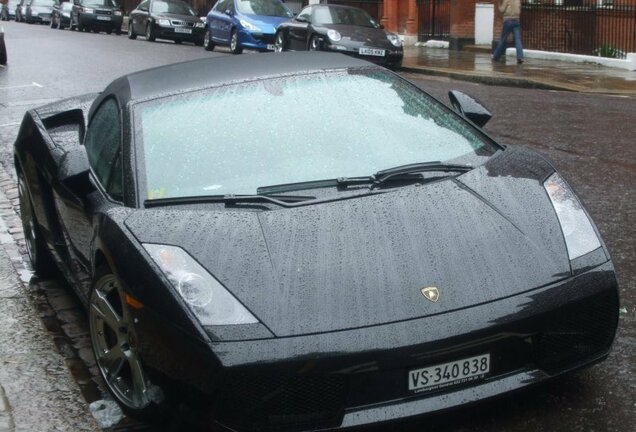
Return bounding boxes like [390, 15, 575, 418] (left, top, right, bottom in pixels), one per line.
[256, 177, 377, 195]
[374, 162, 473, 181]
[144, 194, 316, 208]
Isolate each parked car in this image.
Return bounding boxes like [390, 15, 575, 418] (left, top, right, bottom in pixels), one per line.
[14, 0, 26, 21]
[1, 0, 20, 20]
[14, 52, 619, 430]
[128, 0, 205, 45]
[275, 4, 403, 67]
[50, 0, 72, 28]
[25, 0, 56, 23]
[70, 0, 122, 34]
[204, 0, 293, 53]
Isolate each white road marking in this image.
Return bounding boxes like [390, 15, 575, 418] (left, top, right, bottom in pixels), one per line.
[0, 122, 21, 128]
[0, 82, 44, 90]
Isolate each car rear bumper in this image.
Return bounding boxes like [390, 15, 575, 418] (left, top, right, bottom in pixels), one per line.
[139, 259, 619, 431]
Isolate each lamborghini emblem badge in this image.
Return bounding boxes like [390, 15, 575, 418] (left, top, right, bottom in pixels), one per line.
[420, 287, 440, 303]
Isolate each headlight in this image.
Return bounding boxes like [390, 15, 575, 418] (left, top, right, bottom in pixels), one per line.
[82, 7, 94, 13]
[114, 10, 122, 16]
[194, 22, 204, 28]
[327, 29, 341, 42]
[387, 33, 402, 47]
[157, 18, 171, 26]
[544, 173, 601, 260]
[239, 19, 260, 32]
[144, 244, 258, 325]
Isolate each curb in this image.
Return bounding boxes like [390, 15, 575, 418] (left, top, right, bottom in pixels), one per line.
[398, 64, 636, 96]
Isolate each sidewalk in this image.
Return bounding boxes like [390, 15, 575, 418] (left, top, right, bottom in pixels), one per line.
[401, 46, 636, 95]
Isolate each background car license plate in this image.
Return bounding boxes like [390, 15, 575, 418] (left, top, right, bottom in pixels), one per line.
[175, 28, 192, 34]
[96, 16, 111, 21]
[359, 47, 385, 57]
[408, 354, 490, 393]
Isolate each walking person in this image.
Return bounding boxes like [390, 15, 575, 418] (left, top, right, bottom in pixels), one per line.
[492, 0, 524, 64]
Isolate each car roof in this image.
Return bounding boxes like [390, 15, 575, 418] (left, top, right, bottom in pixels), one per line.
[92, 52, 381, 116]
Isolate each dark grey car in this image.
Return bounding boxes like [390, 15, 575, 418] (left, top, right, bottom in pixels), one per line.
[70, 0, 122, 34]
[275, 4, 403, 68]
[25, 0, 56, 23]
[128, 0, 205, 45]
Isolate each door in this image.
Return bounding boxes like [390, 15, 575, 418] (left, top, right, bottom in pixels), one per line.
[288, 6, 312, 50]
[210, 0, 234, 43]
[133, 0, 151, 34]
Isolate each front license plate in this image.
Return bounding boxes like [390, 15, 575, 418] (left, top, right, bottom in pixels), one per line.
[266, 44, 276, 51]
[174, 27, 192, 34]
[408, 353, 490, 393]
[96, 16, 111, 21]
[359, 47, 385, 57]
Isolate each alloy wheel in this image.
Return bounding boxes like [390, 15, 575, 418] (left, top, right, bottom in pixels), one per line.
[230, 31, 237, 52]
[90, 274, 151, 410]
[274, 32, 284, 52]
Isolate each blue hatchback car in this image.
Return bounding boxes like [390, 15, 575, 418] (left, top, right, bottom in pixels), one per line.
[204, 0, 294, 54]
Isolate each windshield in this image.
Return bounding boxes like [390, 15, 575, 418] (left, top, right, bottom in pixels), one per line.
[235, 0, 292, 17]
[62, 2, 72, 10]
[151, 0, 195, 15]
[29, 0, 57, 6]
[83, 0, 119, 7]
[137, 70, 494, 200]
[313, 6, 378, 27]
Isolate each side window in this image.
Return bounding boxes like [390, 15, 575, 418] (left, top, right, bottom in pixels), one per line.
[297, 6, 311, 22]
[214, 0, 228, 12]
[138, 0, 150, 11]
[84, 98, 123, 201]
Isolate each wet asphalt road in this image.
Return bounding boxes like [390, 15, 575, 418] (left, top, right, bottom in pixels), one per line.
[0, 20, 634, 432]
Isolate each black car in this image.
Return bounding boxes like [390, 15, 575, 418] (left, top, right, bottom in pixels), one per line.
[70, 0, 122, 34]
[14, 53, 619, 430]
[25, 0, 56, 23]
[50, 0, 72, 28]
[1, 0, 20, 20]
[0, 27, 6, 65]
[128, 0, 205, 45]
[275, 4, 403, 67]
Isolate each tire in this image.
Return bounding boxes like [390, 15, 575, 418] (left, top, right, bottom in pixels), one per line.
[174, 39, 181, 44]
[127, 21, 136, 39]
[229, 28, 242, 54]
[17, 173, 56, 276]
[114, 28, 121, 35]
[274, 30, 285, 52]
[309, 34, 321, 51]
[194, 37, 203, 47]
[203, 28, 214, 51]
[106, 28, 112, 35]
[145, 22, 155, 42]
[57, 17, 64, 30]
[89, 268, 167, 421]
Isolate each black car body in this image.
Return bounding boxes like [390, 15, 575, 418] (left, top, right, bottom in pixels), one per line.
[14, 53, 619, 431]
[1, 0, 20, 20]
[70, 0, 122, 33]
[128, 0, 205, 45]
[275, 4, 403, 67]
[0, 27, 6, 65]
[50, 0, 72, 28]
[25, 0, 56, 23]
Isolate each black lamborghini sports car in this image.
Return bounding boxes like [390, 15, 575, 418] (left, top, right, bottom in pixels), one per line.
[14, 53, 619, 431]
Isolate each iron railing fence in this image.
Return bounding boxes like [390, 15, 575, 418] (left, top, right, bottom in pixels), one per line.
[324, 0, 383, 22]
[417, 0, 451, 41]
[522, 0, 636, 58]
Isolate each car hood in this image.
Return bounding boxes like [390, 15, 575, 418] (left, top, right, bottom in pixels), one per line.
[155, 13, 199, 22]
[125, 148, 572, 337]
[319, 24, 396, 48]
[240, 13, 290, 33]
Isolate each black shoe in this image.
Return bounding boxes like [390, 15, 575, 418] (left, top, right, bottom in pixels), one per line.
[517, 59, 524, 64]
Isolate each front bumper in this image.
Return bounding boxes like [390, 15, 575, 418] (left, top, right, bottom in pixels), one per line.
[238, 29, 276, 51]
[154, 24, 205, 41]
[323, 42, 403, 67]
[78, 13, 122, 29]
[28, 13, 51, 23]
[138, 260, 619, 431]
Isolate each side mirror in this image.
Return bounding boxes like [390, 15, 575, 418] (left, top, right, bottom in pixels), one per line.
[73, 0, 80, 5]
[139, 6, 148, 12]
[224, 9, 232, 16]
[58, 146, 94, 198]
[448, 90, 492, 128]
